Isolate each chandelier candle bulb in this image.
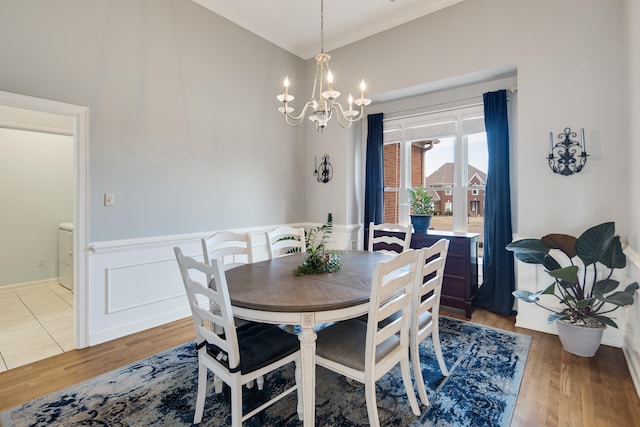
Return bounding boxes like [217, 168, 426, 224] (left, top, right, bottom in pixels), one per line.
[549, 131, 554, 154]
[348, 94, 353, 113]
[284, 77, 289, 97]
[360, 80, 366, 102]
[581, 128, 585, 152]
[327, 71, 333, 92]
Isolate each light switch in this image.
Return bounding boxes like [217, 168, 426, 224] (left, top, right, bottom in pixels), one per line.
[104, 193, 115, 207]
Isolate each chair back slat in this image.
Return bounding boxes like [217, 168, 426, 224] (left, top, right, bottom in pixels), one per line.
[266, 226, 306, 259]
[202, 230, 253, 272]
[368, 222, 413, 254]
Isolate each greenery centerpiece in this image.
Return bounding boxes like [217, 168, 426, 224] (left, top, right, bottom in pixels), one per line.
[293, 213, 342, 276]
[506, 222, 638, 356]
[408, 186, 436, 233]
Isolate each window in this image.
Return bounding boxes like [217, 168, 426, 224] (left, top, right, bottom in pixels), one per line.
[382, 105, 487, 250]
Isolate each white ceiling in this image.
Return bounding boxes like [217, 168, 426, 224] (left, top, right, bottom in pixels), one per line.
[192, 0, 465, 59]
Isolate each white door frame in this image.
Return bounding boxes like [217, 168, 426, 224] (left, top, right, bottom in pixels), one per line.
[0, 90, 89, 349]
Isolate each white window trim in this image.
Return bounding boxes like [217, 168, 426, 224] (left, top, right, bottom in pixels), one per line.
[383, 105, 484, 232]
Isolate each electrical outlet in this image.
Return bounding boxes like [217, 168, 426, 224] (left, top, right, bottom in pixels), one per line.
[104, 193, 115, 207]
[37, 258, 44, 268]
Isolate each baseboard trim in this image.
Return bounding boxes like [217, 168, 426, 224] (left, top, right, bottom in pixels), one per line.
[0, 278, 60, 292]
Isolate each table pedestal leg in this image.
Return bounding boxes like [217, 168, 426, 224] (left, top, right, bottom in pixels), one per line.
[298, 313, 317, 426]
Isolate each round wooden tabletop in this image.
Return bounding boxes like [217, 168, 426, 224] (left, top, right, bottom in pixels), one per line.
[225, 250, 395, 312]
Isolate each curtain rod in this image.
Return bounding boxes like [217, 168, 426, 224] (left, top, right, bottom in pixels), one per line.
[381, 86, 516, 121]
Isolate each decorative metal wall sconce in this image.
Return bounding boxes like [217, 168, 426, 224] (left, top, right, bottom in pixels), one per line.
[314, 153, 333, 183]
[547, 127, 588, 176]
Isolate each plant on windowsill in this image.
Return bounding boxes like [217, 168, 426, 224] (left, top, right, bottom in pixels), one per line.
[506, 222, 638, 357]
[293, 213, 342, 276]
[408, 186, 436, 233]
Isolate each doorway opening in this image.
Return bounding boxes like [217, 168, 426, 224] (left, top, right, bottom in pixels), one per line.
[0, 91, 88, 370]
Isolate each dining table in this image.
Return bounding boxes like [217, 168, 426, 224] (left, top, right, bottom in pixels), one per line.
[224, 249, 397, 426]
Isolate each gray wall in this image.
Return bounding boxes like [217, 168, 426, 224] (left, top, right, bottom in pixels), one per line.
[0, 0, 635, 248]
[0, 0, 305, 242]
[305, 0, 630, 243]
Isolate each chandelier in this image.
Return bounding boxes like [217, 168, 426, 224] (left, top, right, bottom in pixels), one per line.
[277, 0, 371, 133]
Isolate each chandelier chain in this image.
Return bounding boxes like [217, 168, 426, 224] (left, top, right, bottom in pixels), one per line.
[320, 0, 324, 53]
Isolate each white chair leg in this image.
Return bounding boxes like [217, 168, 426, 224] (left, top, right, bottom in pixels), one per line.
[295, 357, 303, 421]
[213, 375, 223, 394]
[256, 376, 264, 390]
[364, 377, 380, 427]
[411, 342, 429, 406]
[194, 361, 208, 424]
[400, 357, 421, 416]
[432, 327, 449, 376]
[230, 382, 243, 427]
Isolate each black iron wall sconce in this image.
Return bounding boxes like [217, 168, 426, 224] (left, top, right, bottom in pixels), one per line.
[314, 153, 333, 183]
[547, 127, 588, 176]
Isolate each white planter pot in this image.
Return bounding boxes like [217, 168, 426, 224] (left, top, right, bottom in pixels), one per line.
[556, 320, 605, 357]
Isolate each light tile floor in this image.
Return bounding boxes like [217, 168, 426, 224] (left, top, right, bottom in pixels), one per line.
[0, 282, 74, 372]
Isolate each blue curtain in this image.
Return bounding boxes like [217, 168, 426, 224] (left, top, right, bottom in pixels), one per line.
[473, 90, 515, 315]
[364, 113, 384, 248]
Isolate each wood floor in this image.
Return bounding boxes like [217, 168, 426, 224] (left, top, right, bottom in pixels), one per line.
[1, 308, 639, 426]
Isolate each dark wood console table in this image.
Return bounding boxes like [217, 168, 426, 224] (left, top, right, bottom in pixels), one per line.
[411, 231, 479, 318]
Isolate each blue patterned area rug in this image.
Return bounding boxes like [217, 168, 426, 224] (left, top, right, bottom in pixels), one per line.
[1, 317, 530, 427]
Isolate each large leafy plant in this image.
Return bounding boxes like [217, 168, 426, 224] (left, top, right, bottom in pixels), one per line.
[506, 222, 638, 328]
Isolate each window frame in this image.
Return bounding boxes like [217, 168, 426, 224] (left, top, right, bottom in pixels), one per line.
[382, 105, 485, 232]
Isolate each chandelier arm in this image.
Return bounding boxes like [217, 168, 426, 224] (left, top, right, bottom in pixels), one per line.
[332, 101, 363, 125]
[283, 100, 317, 124]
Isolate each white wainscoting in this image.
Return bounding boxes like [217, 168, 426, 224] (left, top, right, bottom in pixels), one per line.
[623, 246, 640, 399]
[86, 223, 361, 346]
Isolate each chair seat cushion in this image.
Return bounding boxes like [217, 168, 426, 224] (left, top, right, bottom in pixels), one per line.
[316, 319, 399, 371]
[206, 322, 299, 374]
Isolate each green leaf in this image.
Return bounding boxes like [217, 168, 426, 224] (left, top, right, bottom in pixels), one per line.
[541, 283, 556, 295]
[599, 235, 626, 269]
[512, 289, 544, 303]
[593, 279, 620, 296]
[548, 312, 567, 323]
[599, 291, 636, 307]
[548, 266, 578, 283]
[625, 282, 639, 293]
[576, 222, 615, 266]
[506, 239, 549, 264]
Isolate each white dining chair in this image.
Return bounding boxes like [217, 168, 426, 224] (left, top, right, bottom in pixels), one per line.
[314, 249, 421, 426]
[411, 239, 450, 406]
[265, 226, 306, 333]
[265, 226, 306, 259]
[202, 230, 253, 271]
[202, 230, 258, 390]
[368, 222, 413, 254]
[174, 247, 301, 426]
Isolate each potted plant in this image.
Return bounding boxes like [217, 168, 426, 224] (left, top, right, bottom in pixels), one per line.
[293, 213, 342, 275]
[506, 222, 638, 357]
[408, 186, 435, 233]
